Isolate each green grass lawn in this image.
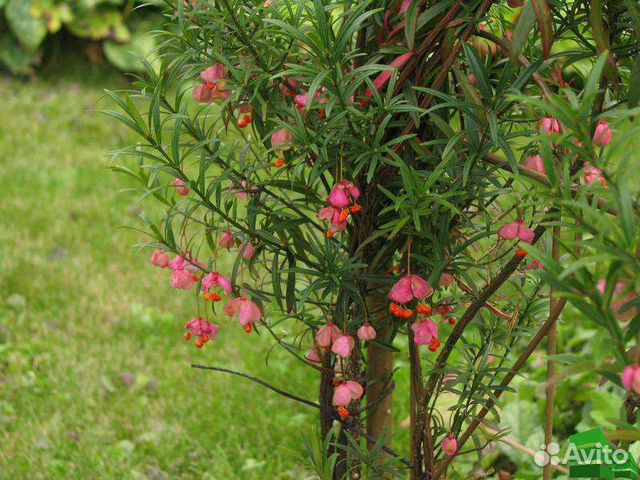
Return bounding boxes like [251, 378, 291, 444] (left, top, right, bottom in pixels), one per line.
[0, 63, 319, 479]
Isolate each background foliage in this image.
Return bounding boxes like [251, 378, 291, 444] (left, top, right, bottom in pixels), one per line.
[0, 0, 162, 75]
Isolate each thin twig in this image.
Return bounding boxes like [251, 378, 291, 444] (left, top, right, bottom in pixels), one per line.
[191, 363, 320, 409]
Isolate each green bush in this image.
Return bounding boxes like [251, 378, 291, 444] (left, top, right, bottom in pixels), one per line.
[0, 0, 162, 74]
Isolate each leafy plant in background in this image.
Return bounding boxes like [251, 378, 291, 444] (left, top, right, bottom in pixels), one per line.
[109, 0, 640, 478]
[0, 0, 162, 74]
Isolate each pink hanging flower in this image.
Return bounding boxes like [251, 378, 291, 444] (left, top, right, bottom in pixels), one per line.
[201, 272, 233, 296]
[622, 365, 640, 393]
[537, 117, 561, 135]
[597, 280, 637, 322]
[201, 64, 226, 84]
[327, 180, 360, 208]
[316, 322, 342, 348]
[168, 254, 203, 273]
[271, 128, 293, 151]
[442, 436, 458, 456]
[317, 206, 346, 227]
[363, 52, 414, 101]
[232, 180, 258, 200]
[170, 268, 196, 290]
[307, 348, 322, 363]
[173, 178, 189, 196]
[583, 164, 607, 187]
[219, 230, 235, 249]
[279, 78, 298, 97]
[522, 155, 546, 175]
[294, 91, 326, 110]
[332, 335, 355, 358]
[593, 120, 612, 147]
[439, 273, 455, 288]
[498, 220, 535, 244]
[150, 249, 170, 268]
[193, 64, 229, 103]
[389, 274, 434, 304]
[223, 297, 262, 332]
[357, 323, 376, 341]
[411, 320, 439, 346]
[332, 380, 364, 406]
[263, 0, 273, 6]
[185, 317, 219, 339]
[239, 242, 256, 260]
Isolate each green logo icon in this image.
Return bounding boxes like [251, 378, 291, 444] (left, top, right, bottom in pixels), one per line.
[566, 428, 639, 479]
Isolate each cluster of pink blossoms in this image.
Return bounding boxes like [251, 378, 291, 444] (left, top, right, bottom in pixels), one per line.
[388, 274, 444, 351]
[309, 319, 378, 418]
[317, 180, 362, 238]
[149, 234, 261, 347]
[525, 117, 612, 187]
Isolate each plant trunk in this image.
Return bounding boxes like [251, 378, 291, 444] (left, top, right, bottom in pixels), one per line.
[366, 324, 394, 448]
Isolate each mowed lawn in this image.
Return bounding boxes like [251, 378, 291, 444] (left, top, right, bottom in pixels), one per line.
[0, 63, 316, 479]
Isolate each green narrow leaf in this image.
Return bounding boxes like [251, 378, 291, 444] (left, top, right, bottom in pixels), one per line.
[510, 1, 536, 61]
[532, 0, 553, 59]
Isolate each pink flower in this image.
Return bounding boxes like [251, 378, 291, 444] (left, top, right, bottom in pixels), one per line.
[185, 317, 219, 339]
[150, 249, 170, 268]
[201, 64, 226, 84]
[219, 230, 235, 249]
[193, 65, 229, 103]
[332, 380, 364, 406]
[173, 178, 189, 196]
[294, 91, 326, 110]
[593, 120, 612, 147]
[597, 280, 637, 322]
[522, 155, 545, 175]
[201, 272, 232, 296]
[239, 242, 256, 260]
[583, 164, 606, 186]
[316, 322, 342, 348]
[357, 323, 376, 341]
[332, 335, 355, 358]
[411, 320, 439, 345]
[327, 180, 360, 208]
[439, 273, 455, 288]
[317, 206, 345, 227]
[271, 128, 293, 151]
[442, 436, 458, 456]
[223, 297, 262, 330]
[537, 117, 561, 135]
[170, 268, 196, 290]
[622, 365, 640, 393]
[469, 74, 477, 86]
[389, 274, 434, 304]
[279, 78, 298, 97]
[263, 0, 273, 7]
[307, 348, 322, 363]
[498, 220, 535, 244]
[364, 52, 414, 100]
[232, 180, 258, 200]
[168, 254, 203, 272]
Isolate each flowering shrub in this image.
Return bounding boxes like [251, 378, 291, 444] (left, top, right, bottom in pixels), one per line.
[109, 0, 640, 478]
